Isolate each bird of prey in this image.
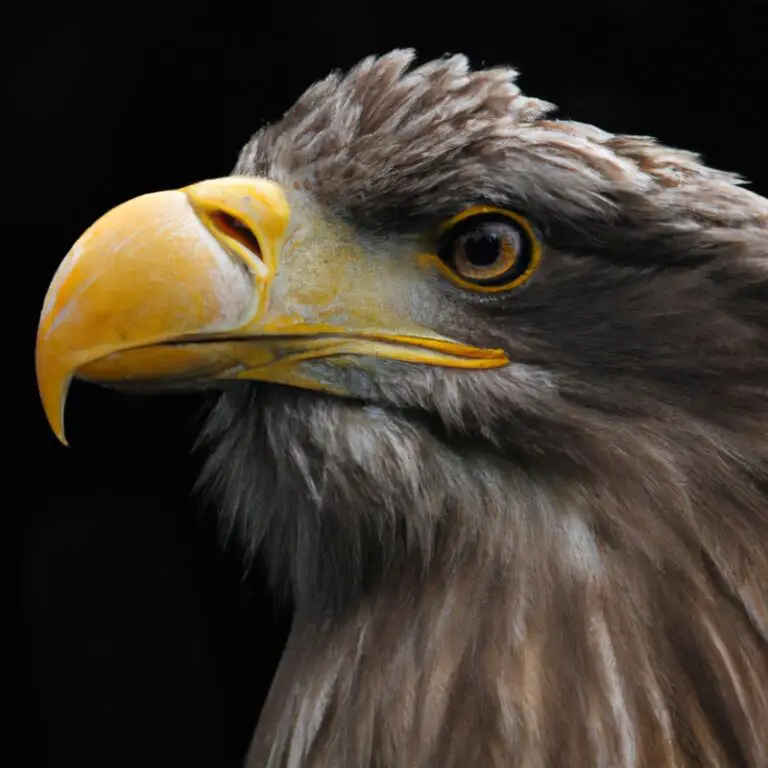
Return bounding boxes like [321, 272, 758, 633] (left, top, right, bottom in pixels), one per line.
[36, 50, 767, 767]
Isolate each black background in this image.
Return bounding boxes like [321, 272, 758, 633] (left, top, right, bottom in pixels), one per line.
[11, 2, 767, 766]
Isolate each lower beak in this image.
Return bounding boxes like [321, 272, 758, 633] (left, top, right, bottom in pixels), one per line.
[36, 176, 508, 445]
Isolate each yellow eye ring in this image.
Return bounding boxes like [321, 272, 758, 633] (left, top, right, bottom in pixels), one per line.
[431, 206, 541, 293]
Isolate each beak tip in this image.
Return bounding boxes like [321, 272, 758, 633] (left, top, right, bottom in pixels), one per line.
[54, 421, 70, 447]
[36, 357, 72, 449]
[44, 405, 69, 448]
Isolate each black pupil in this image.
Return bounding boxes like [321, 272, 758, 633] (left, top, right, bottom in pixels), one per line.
[461, 230, 502, 266]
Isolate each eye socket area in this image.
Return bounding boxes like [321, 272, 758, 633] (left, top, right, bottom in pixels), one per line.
[436, 209, 540, 291]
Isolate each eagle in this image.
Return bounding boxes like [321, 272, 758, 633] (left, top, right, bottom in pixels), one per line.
[36, 50, 767, 767]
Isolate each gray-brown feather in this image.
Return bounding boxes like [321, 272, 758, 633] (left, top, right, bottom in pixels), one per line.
[200, 50, 767, 767]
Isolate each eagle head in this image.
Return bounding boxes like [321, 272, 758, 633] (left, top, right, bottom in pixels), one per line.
[35, 51, 767, 767]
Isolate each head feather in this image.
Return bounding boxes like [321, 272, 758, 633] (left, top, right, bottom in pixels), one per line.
[195, 51, 768, 768]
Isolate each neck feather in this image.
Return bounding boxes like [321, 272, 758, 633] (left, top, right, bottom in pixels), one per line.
[244, 465, 767, 768]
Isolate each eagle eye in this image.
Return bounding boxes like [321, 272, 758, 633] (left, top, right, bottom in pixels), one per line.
[436, 207, 540, 292]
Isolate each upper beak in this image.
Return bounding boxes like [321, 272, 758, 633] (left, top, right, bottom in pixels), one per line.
[36, 176, 508, 445]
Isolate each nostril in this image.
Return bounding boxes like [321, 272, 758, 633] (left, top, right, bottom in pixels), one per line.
[209, 211, 263, 261]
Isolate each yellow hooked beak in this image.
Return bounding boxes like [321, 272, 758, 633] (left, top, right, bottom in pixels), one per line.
[36, 176, 509, 445]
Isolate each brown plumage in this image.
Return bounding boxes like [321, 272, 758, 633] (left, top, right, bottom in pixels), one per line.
[39, 50, 768, 766]
[213, 51, 768, 767]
